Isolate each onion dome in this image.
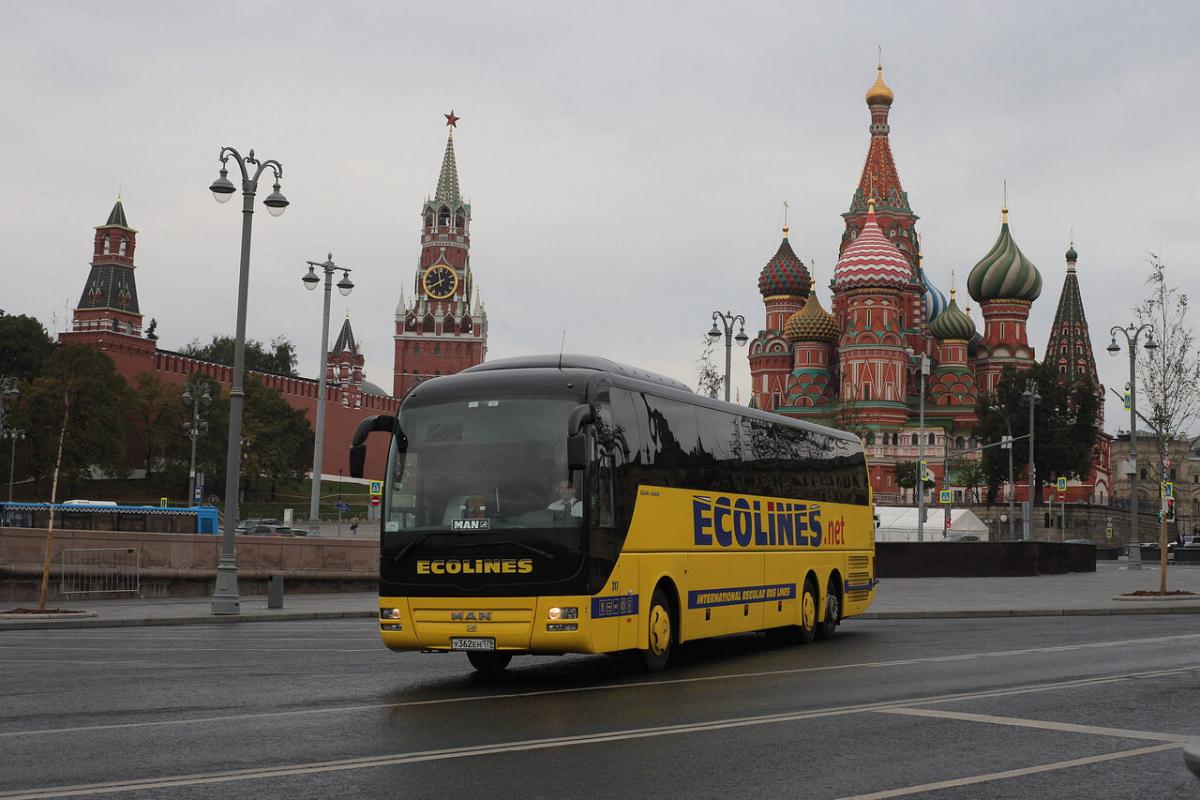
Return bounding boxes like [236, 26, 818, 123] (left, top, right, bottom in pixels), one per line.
[833, 200, 912, 290]
[929, 289, 976, 341]
[757, 228, 812, 298]
[967, 207, 1042, 302]
[784, 283, 839, 343]
[1065, 241, 1078, 263]
[866, 65, 894, 106]
[922, 264, 948, 323]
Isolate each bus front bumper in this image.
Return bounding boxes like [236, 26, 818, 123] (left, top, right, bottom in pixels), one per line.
[379, 596, 596, 654]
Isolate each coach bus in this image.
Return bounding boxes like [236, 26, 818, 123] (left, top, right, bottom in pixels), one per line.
[350, 355, 875, 673]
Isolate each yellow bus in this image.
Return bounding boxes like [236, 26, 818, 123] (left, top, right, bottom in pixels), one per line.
[350, 355, 875, 674]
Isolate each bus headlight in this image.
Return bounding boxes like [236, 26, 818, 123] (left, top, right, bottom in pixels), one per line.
[548, 607, 578, 620]
[380, 608, 403, 620]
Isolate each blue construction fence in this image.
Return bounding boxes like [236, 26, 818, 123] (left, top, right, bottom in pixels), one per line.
[0, 502, 219, 534]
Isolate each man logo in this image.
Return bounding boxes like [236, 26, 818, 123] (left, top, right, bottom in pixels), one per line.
[450, 611, 493, 621]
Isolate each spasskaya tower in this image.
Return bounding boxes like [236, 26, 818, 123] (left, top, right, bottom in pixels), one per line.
[393, 111, 488, 397]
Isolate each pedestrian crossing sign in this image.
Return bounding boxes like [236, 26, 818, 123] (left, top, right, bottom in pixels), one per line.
[369, 480, 383, 495]
[1056, 476, 1067, 492]
[939, 490, 952, 504]
[1162, 481, 1174, 499]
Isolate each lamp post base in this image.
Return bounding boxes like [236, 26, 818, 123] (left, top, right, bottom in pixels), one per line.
[211, 558, 241, 615]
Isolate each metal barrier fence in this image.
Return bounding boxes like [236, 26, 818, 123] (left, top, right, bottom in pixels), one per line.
[59, 547, 142, 597]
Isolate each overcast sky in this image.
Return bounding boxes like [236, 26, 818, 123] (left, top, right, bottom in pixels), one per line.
[3, 1, 1197, 434]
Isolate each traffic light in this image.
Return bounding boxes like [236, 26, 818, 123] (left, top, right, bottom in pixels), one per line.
[1166, 496, 1176, 522]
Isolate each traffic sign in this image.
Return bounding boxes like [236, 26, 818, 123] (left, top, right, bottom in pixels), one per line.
[160, 497, 168, 508]
[1105, 524, 1113, 541]
[369, 480, 383, 495]
[1162, 481, 1174, 499]
[370, 496, 381, 507]
[939, 489, 952, 504]
[1056, 476, 1067, 492]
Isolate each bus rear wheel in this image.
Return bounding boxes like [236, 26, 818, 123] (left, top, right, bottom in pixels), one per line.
[642, 588, 675, 673]
[467, 651, 512, 675]
[798, 577, 818, 645]
[816, 577, 841, 641]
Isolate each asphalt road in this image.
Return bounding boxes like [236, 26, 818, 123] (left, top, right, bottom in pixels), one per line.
[1, 615, 1198, 799]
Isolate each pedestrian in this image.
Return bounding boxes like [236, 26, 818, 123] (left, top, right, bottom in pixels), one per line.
[350, 516, 359, 535]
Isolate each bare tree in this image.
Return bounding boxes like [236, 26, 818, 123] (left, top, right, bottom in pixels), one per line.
[1135, 255, 1200, 438]
[696, 337, 723, 400]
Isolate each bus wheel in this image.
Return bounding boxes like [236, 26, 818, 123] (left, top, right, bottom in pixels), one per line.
[798, 577, 818, 645]
[642, 588, 675, 673]
[816, 578, 841, 641]
[467, 651, 512, 675]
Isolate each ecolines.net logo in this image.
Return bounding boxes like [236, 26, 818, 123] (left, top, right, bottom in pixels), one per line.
[691, 494, 839, 548]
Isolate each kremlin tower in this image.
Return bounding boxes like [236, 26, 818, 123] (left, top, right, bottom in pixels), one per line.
[393, 112, 488, 398]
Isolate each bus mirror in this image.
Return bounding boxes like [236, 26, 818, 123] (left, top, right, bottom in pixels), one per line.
[348, 415, 398, 479]
[567, 432, 588, 471]
[567, 404, 594, 435]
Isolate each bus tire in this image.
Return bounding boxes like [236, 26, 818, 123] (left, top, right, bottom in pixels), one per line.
[642, 587, 675, 673]
[816, 576, 841, 641]
[467, 651, 512, 675]
[798, 577, 818, 645]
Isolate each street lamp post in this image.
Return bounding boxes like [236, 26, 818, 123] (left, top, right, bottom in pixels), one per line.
[707, 311, 749, 402]
[1021, 380, 1041, 541]
[302, 255, 354, 524]
[989, 405, 1016, 540]
[182, 380, 212, 506]
[1107, 323, 1157, 558]
[3, 428, 25, 504]
[207, 147, 289, 615]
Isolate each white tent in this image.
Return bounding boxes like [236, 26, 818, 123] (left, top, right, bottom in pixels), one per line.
[874, 506, 989, 542]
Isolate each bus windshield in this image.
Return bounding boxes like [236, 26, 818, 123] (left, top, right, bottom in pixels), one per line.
[384, 396, 584, 534]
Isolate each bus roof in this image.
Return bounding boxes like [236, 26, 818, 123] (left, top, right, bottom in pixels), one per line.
[463, 354, 693, 393]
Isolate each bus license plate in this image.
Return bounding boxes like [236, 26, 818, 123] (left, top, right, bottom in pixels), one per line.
[451, 637, 495, 651]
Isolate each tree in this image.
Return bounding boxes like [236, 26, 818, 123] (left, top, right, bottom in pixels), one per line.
[127, 373, 184, 492]
[1134, 255, 1200, 439]
[240, 378, 314, 500]
[15, 346, 130, 497]
[976, 362, 1099, 507]
[696, 337, 723, 399]
[0, 313, 54, 381]
[952, 459, 986, 503]
[896, 460, 935, 491]
[179, 335, 299, 377]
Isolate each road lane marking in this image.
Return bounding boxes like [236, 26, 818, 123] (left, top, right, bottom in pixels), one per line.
[1, 679, 1194, 800]
[0, 646, 384, 653]
[833, 743, 1184, 800]
[877, 707, 1196, 742]
[0, 659, 154, 666]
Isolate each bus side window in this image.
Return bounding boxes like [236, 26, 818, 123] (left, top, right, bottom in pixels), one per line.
[607, 388, 645, 527]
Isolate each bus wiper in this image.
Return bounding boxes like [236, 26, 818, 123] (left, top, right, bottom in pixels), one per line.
[392, 534, 430, 563]
[441, 539, 556, 560]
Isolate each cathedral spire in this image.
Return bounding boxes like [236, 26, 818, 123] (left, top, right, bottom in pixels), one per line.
[1044, 242, 1097, 387]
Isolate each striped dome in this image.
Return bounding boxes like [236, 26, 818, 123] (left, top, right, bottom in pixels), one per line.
[758, 232, 812, 298]
[833, 203, 912, 290]
[784, 288, 839, 343]
[929, 293, 976, 341]
[923, 269, 948, 323]
[967, 209, 1042, 303]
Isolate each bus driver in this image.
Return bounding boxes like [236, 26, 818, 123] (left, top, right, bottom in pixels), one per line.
[547, 480, 583, 518]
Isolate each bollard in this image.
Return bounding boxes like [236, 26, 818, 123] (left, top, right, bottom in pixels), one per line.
[267, 575, 284, 609]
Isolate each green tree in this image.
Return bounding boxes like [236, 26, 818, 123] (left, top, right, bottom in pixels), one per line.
[179, 335, 299, 376]
[952, 459, 986, 503]
[896, 460, 935, 491]
[240, 378, 314, 500]
[0, 313, 55, 381]
[977, 362, 1099, 506]
[127, 372, 185, 492]
[16, 346, 130, 496]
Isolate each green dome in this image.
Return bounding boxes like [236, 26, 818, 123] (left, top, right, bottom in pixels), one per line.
[967, 211, 1042, 303]
[1065, 242, 1078, 262]
[929, 296, 976, 341]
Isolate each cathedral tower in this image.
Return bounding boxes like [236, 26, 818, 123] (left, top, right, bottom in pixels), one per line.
[749, 226, 810, 411]
[393, 112, 488, 398]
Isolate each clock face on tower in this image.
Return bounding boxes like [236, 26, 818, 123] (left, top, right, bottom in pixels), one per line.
[422, 264, 458, 300]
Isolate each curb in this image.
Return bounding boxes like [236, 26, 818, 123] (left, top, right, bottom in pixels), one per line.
[0, 610, 377, 631]
[858, 606, 1200, 620]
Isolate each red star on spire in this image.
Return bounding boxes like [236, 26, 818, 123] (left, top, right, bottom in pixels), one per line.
[444, 110, 460, 128]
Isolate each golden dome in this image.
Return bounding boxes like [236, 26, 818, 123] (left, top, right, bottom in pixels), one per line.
[865, 66, 894, 106]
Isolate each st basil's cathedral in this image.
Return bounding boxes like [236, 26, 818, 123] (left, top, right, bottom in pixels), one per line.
[748, 66, 1110, 506]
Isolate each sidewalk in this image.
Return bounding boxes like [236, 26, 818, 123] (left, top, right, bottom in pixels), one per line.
[2, 563, 1199, 631]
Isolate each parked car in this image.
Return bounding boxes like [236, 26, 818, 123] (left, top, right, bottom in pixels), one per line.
[241, 523, 292, 537]
[235, 518, 279, 534]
